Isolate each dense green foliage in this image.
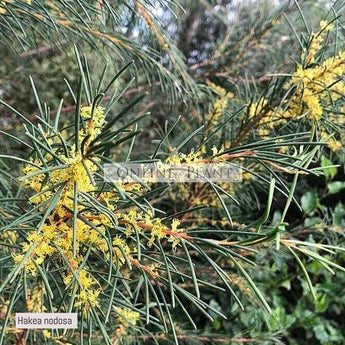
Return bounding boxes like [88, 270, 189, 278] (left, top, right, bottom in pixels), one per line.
[1, 1, 345, 344]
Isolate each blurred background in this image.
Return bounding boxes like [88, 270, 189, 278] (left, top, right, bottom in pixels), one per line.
[1, 1, 345, 344]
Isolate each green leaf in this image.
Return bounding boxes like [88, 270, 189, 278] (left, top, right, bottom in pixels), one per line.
[315, 294, 328, 313]
[333, 203, 345, 226]
[288, 247, 317, 301]
[301, 190, 319, 215]
[267, 307, 295, 331]
[75, 76, 83, 152]
[313, 324, 330, 343]
[321, 155, 337, 180]
[254, 178, 275, 232]
[328, 181, 345, 194]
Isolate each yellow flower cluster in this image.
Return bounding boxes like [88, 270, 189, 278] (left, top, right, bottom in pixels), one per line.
[99, 191, 120, 211]
[211, 145, 230, 163]
[15, 104, 189, 311]
[150, 218, 171, 246]
[79, 105, 106, 144]
[302, 20, 333, 65]
[249, 20, 344, 150]
[167, 147, 238, 208]
[286, 21, 345, 121]
[166, 149, 203, 164]
[168, 219, 184, 248]
[320, 131, 343, 152]
[27, 285, 46, 312]
[119, 208, 185, 249]
[0, 300, 8, 319]
[0, 230, 17, 246]
[167, 146, 255, 211]
[327, 139, 342, 152]
[286, 55, 345, 122]
[206, 81, 234, 125]
[0, 0, 32, 14]
[284, 20, 345, 140]
[112, 236, 132, 265]
[41, 330, 73, 345]
[73, 269, 100, 310]
[14, 106, 111, 310]
[248, 98, 289, 138]
[115, 307, 140, 327]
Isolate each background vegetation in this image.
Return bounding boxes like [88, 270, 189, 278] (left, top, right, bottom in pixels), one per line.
[0, 0, 345, 344]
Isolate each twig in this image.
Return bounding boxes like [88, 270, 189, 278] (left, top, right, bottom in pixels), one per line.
[230, 88, 295, 148]
[20, 40, 69, 58]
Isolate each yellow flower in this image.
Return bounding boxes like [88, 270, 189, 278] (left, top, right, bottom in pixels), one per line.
[148, 218, 166, 247]
[166, 153, 181, 164]
[320, 20, 334, 32]
[249, 98, 268, 119]
[79, 105, 106, 143]
[205, 82, 234, 125]
[27, 231, 43, 243]
[115, 307, 140, 327]
[122, 209, 142, 236]
[12, 253, 24, 265]
[211, 145, 227, 162]
[27, 285, 46, 312]
[65, 269, 100, 309]
[206, 81, 228, 96]
[80, 105, 105, 119]
[279, 146, 289, 154]
[75, 289, 100, 309]
[1, 230, 17, 245]
[78, 269, 94, 289]
[327, 138, 342, 152]
[168, 219, 184, 249]
[302, 20, 333, 65]
[113, 237, 131, 265]
[0, 1, 6, 14]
